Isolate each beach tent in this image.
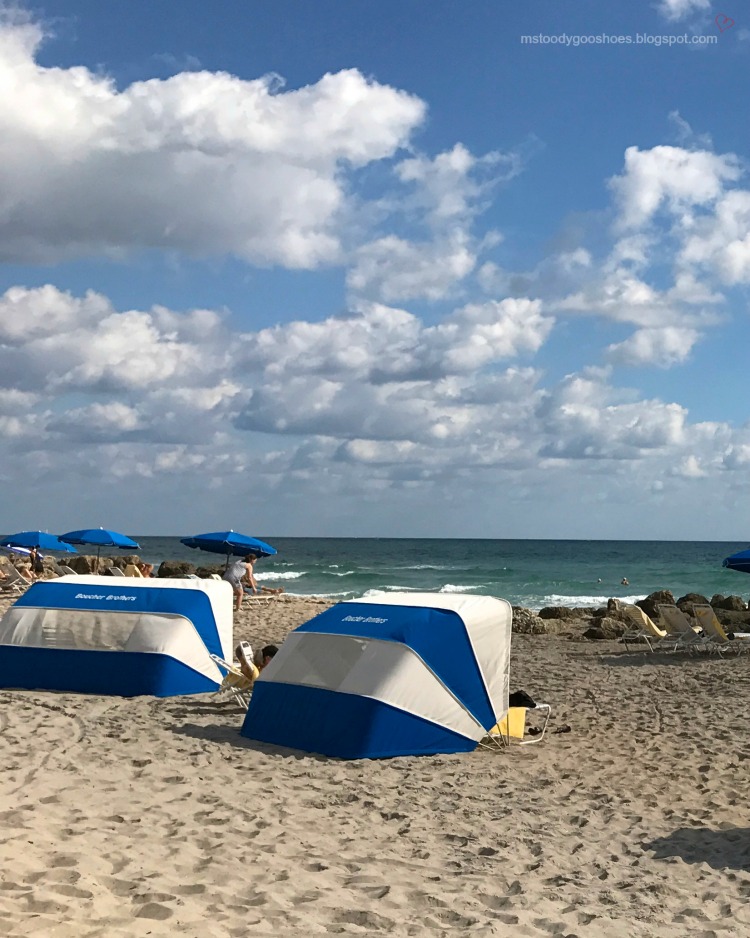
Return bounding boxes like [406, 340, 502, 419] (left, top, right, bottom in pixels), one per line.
[0, 576, 233, 697]
[241, 592, 512, 758]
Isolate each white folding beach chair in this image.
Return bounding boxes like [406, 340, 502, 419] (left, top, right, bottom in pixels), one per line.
[209, 654, 253, 709]
[0, 564, 31, 593]
[242, 593, 278, 606]
[58, 565, 78, 576]
[620, 604, 678, 652]
[692, 604, 750, 655]
[109, 566, 126, 577]
[656, 604, 710, 653]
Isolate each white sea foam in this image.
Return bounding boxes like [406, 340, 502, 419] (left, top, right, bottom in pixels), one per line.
[329, 570, 355, 577]
[438, 584, 480, 593]
[284, 590, 355, 599]
[523, 592, 641, 612]
[401, 564, 451, 571]
[361, 586, 418, 598]
[254, 570, 304, 581]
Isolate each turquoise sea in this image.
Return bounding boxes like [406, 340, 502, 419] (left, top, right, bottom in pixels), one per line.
[127, 538, 750, 611]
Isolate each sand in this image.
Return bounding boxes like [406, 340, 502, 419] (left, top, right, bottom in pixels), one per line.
[2, 593, 750, 937]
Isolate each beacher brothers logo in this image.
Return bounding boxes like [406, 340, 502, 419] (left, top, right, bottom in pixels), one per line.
[75, 592, 137, 601]
[342, 615, 388, 624]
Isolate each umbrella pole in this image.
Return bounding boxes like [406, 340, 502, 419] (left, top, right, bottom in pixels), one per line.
[96, 546, 101, 574]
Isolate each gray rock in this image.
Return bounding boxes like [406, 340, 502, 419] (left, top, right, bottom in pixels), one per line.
[638, 590, 676, 619]
[157, 560, 195, 578]
[66, 554, 110, 574]
[196, 565, 225, 578]
[583, 617, 626, 640]
[538, 606, 581, 620]
[712, 595, 747, 611]
[511, 607, 548, 634]
[676, 592, 710, 608]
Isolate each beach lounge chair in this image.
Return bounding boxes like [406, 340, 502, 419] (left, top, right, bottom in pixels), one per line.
[123, 564, 144, 577]
[692, 604, 750, 655]
[620, 604, 677, 652]
[109, 566, 126, 577]
[656, 604, 710, 653]
[58, 565, 78, 576]
[209, 654, 254, 709]
[243, 593, 279, 606]
[0, 564, 29, 593]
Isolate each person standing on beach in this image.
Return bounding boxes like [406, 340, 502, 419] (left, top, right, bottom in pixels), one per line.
[29, 547, 45, 579]
[223, 554, 258, 610]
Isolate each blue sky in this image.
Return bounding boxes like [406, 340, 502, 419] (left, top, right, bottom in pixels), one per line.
[1, 0, 749, 538]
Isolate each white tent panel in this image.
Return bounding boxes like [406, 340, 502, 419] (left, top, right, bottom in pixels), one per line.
[264, 631, 485, 741]
[348, 592, 512, 720]
[51, 575, 235, 660]
[0, 606, 223, 683]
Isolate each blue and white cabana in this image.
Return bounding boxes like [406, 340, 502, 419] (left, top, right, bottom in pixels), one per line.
[241, 592, 512, 758]
[0, 576, 233, 697]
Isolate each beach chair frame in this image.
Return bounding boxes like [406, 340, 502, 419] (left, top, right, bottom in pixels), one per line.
[656, 604, 711, 654]
[0, 564, 31, 593]
[620, 604, 678, 653]
[479, 703, 552, 752]
[209, 653, 253, 709]
[692, 604, 750, 656]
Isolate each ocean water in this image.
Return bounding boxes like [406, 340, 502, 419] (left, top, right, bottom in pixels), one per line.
[129, 538, 750, 611]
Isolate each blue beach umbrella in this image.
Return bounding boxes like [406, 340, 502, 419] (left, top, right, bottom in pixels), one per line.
[0, 544, 32, 557]
[0, 531, 77, 553]
[181, 530, 277, 568]
[59, 528, 140, 572]
[723, 549, 750, 575]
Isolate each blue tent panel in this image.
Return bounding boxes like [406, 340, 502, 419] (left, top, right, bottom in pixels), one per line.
[294, 602, 496, 730]
[241, 682, 477, 758]
[0, 646, 216, 697]
[13, 582, 223, 659]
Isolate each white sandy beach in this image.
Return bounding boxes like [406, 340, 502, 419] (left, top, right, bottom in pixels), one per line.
[2, 594, 750, 937]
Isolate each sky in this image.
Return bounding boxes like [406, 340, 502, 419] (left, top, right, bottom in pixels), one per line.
[0, 0, 749, 539]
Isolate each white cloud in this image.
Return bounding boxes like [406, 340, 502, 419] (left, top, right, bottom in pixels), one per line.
[610, 146, 741, 230]
[606, 326, 701, 367]
[0, 285, 228, 393]
[347, 232, 476, 302]
[535, 368, 692, 459]
[238, 298, 552, 388]
[672, 454, 707, 477]
[395, 143, 523, 227]
[0, 18, 425, 266]
[680, 191, 750, 284]
[0, 279, 748, 538]
[668, 111, 713, 150]
[345, 142, 522, 302]
[657, 0, 710, 20]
